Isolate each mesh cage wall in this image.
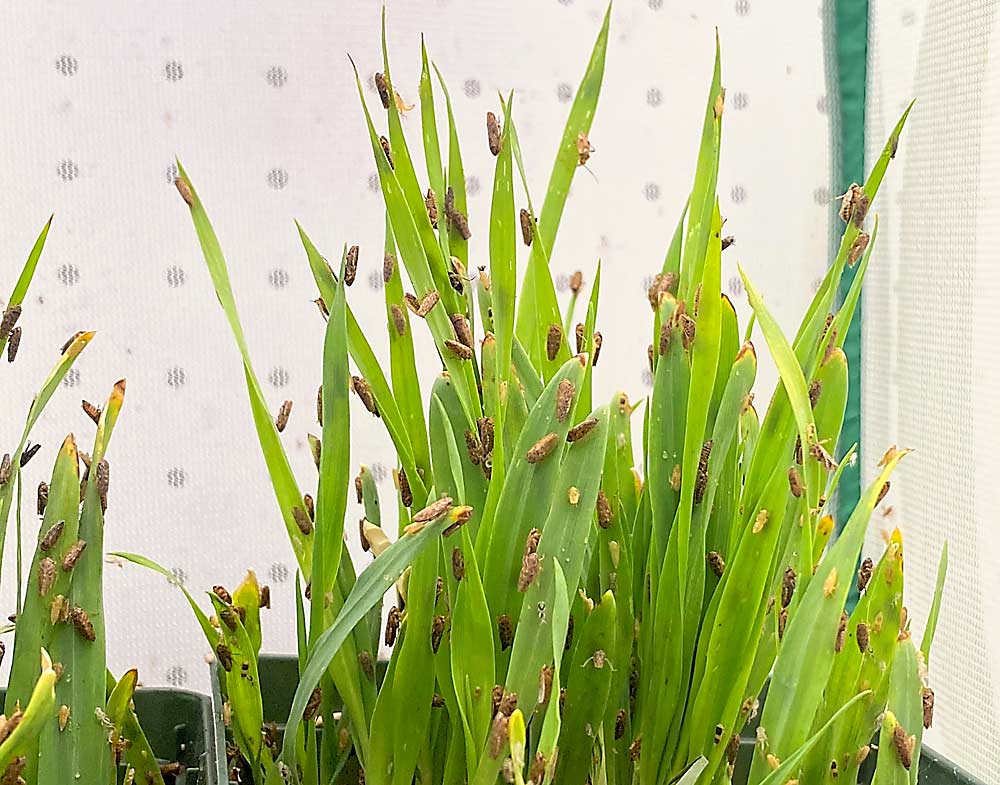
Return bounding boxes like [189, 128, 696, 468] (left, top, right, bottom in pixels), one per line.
[864, 2, 999, 781]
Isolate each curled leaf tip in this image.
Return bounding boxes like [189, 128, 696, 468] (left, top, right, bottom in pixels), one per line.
[877, 445, 912, 467]
[737, 341, 756, 361]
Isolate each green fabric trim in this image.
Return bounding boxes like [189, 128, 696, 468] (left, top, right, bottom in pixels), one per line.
[831, 0, 867, 604]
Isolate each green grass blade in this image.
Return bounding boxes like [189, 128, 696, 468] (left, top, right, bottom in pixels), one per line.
[7, 215, 52, 306]
[662, 199, 688, 279]
[111, 552, 216, 644]
[920, 543, 947, 666]
[233, 571, 263, 656]
[479, 356, 589, 632]
[871, 710, 909, 785]
[431, 63, 469, 269]
[678, 36, 722, 301]
[43, 382, 127, 784]
[0, 649, 56, 771]
[6, 435, 82, 717]
[682, 462, 787, 775]
[738, 265, 815, 475]
[2, 215, 52, 356]
[431, 376, 488, 541]
[676, 205, 723, 610]
[577, 262, 602, 419]
[348, 58, 479, 427]
[748, 449, 908, 784]
[175, 163, 312, 575]
[378, 14, 461, 318]
[210, 592, 267, 780]
[646, 294, 686, 559]
[503, 402, 611, 713]
[515, 5, 610, 355]
[382, 543, 438, 785]
[535, 561, 569, 782]
[296, 222, 427, 503]
[490, 95, 517, 387]
[556, 591, 617, 785]
[310, 251, 351, 641]
[384, 218, 432, 485]
[420, 37, 446, 202]
[800, 532, 904, 785]
[875, 636, 923, 785]
[865, 101, 914, 201]
[754, 690, 872, 785]
[832, 216, 879, 347]
[450, 525, 495, 777]
[106, 670, 167, 785]
[279, 509, 465, 780]
[0, 331, 94, 590]
[500, 94, 564, 377]
[536, 4, 609, 253]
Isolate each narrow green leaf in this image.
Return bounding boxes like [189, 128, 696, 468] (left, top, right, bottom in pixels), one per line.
[755, 691, 872, 785]
[43, 380, 126, 784]
[500, 93, 564, 378]
[535, 561, 569, 782]
[106, 671, 167, 785]
[0, 331, 94, 590]
[749, 449, 908, 783]
[176, 163, 312, 575]
[516, 5, 611, 356]
[536, 4, 609, 253]
[920, 543, 947, 666]
[479, 356, 589, 631]
[384, 218, 432, 485]
[111, 552, 216, 645]
[678, 36, 722, 301]
[379, 13, 461, 317]
[2, 215, 52, 357]
[431, 62, 469, 268]
[210, 592, 267, 778]
[420, 37, 446, 202]
[6, 434, 82, 719]
[450, 525, 495, 777]
[296, 222, 427, 503]
[0, 650, 57, 771]
[310, 251, 351, 641]
[348, 58, 479, 427]
[503, 403, 611, 713]
[556, 591, 617, 785]
[280, 510, 462, 780]
[490, 96, 517, 387]
[7, 215, 52, 307]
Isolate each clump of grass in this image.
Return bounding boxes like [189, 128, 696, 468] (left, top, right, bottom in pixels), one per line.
[153, 9, 944, 785]
[0, 224, 166, 783]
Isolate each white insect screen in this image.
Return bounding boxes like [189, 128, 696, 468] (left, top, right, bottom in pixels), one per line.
[864, 1, 1000, 780]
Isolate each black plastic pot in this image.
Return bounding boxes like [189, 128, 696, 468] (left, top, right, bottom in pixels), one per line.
[211, 655, 986, 785]
[0, 685, 220, 784]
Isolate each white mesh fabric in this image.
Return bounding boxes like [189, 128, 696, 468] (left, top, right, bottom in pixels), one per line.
[865, 1, 1000, 780]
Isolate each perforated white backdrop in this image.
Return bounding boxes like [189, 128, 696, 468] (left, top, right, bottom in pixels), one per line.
[864, 2, 999, 781]
[0, 0, 834, 706]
